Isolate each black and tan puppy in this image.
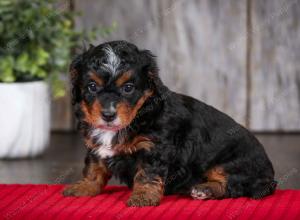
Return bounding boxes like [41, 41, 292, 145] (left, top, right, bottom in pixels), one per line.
[63, 40, 276, 206]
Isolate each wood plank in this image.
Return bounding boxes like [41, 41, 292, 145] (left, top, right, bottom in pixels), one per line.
[51, 0, 74, 131]
[51, 83, 73, 131]
[75, 0, 248, 126]
[250, 0, 300, 131]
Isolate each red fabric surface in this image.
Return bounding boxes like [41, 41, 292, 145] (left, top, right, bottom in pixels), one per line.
[0, 184, 299, 220]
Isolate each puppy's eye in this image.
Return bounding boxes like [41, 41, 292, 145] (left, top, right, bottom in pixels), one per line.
[87, 82, 99, 94]
[121, 83, 135, 95]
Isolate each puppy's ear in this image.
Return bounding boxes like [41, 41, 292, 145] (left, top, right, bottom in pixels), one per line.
[70, 54, 83, 105]
[139, 50, 158, 73]
[139, 50, 165, 95]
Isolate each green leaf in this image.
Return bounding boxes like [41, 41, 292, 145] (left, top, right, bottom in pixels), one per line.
[16, 53, 30, 72]
[0, 56, 15, 82]
[29, 64, 39, 76]
[35, 47, 50, 66]
[49, 72, 66, 98]
[35, 68, 47, 78]
[0, 23, 4, 33]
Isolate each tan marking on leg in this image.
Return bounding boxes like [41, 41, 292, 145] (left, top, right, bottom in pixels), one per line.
[127, 169, 164, 207]
[205, 166, 227, 184]
[63, 160, 111, 197]
[191, 166, 227, 200]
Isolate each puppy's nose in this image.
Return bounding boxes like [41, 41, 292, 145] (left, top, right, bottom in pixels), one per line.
[101, 110, 116, 122]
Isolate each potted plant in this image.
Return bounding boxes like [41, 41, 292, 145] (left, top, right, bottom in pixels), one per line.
[0, 0, 115, 158]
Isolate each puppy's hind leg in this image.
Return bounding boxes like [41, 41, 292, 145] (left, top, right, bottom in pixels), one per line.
[248, 178, 277, 199]
[191, 166, 227, 200]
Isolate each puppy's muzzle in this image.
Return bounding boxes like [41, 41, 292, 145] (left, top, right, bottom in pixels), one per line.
[101, 109, 117, 122]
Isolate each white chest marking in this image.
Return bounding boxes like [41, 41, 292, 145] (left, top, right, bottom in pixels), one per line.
[91, 129, 116, 158]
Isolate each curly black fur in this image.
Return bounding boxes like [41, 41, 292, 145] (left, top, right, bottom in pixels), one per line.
[70, 40, 276, 200]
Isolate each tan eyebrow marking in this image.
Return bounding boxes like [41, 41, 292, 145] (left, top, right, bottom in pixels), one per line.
[90, 72, 104, 86]
[115, 71, 133, 87]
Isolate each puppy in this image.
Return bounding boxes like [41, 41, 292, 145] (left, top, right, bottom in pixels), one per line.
[63, 40, 276, 206]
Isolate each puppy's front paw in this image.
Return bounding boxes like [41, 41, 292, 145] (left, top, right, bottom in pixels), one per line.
[63, 180, 101, 197]
[126, 192, 161, 207]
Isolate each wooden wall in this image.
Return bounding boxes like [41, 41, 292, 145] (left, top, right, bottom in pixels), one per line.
[51, 0, 74, 131]
[51, 84, 73, 131]
[250, 0, 300, 131]
[52, 0, 300, 132]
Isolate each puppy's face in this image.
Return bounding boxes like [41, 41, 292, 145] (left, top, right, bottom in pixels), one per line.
[71, 41, 157, 131]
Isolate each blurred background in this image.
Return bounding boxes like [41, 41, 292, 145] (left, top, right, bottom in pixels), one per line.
[0, 0, 299, 189]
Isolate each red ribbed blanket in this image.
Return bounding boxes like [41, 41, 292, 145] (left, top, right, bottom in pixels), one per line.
[0, 185, 299, 220]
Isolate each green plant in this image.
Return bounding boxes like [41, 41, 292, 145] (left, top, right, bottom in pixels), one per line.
[0, 0, 116, 97]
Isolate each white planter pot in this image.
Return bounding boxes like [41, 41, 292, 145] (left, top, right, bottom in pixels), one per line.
[0, 81, 50, 158]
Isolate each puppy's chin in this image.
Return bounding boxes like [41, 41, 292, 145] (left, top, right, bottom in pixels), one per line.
[96, 124, 122, 132]
[95, 118, 125, 132]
